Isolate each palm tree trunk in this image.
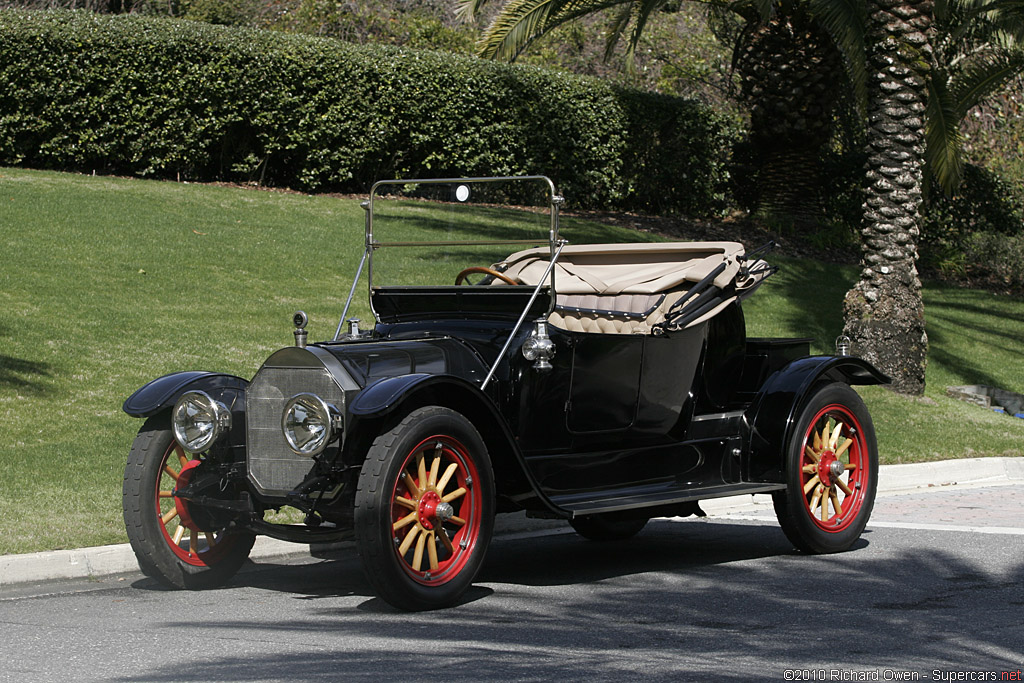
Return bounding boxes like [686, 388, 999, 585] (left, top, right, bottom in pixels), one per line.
[842, 0, 932, 395]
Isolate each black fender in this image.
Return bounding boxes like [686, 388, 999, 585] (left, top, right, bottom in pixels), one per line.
[744, 356, 889, 483]
[347, 373, 567, 518]
[122, 371, 249, 418]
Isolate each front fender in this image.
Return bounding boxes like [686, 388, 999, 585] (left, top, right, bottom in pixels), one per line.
[348, 373, 568, 518]
[744, 356, 889, 483]
[122, 371, 249, 418]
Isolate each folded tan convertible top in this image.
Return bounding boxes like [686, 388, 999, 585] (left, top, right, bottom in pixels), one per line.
[496, 241, 771, 334]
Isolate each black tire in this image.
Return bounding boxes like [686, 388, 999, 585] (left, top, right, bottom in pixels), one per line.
[354, 406, 495, 611]
[772, 382, 878, 554]
[570, 514, 648, 541]
[122, 414, 255, 589]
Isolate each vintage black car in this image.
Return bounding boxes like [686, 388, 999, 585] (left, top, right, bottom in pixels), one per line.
[122, 176, 887, 610]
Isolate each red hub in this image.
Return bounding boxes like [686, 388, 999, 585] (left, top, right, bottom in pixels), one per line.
[418, 491, 442, 530]
[816, 451, 837, 487]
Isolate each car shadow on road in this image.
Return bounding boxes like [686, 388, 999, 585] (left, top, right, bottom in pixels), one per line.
[121, 519, 1024, 681]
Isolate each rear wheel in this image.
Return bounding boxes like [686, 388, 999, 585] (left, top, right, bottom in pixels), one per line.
[122, 414, 254, 589]
[570, 513, 648, 541]
[773, 383, 878, 554]
[355, 406, 494, 611]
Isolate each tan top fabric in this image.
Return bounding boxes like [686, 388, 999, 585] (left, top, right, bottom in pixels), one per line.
[493, 241, 768, 335]
[498, 242, 746, 295]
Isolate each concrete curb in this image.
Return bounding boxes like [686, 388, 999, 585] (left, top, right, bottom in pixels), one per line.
[2, 457, 1020, 589]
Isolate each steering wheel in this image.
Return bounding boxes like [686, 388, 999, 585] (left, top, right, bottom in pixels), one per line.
[455, 267, 518, 286]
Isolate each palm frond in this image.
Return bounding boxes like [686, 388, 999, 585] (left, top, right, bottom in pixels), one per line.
[950, 50, 1024, 114]
[477, 0, 634, 60]
[807, 0, 868, 112]
[926, 72, 965, 196]
[603, 1, 637, 61]
[456, 0, 493, 23]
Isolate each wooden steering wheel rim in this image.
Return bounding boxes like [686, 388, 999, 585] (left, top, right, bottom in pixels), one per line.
[455, 266, 518, 286]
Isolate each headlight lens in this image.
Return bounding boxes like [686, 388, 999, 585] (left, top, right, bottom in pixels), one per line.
[172, 390, 231, 453]
[282, 393, 341, 457]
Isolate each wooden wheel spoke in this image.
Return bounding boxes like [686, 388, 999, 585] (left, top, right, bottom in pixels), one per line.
[835, 438, 853, 458]
[172, 525, 185, 545]
[804, 446, 820, 463]
[161, 507, 179, 525]
[441, 487, 466, 503]
[803, 475, 821, 495]
[845, 463, 857, 471]
[393, 511, 418, 532]
[436, 463, 459, 493]
[162, 465, 179, 481]
[177, 448, 189, 468]
[427, 531, 439, 571]
[821, 492, 830, 521]
[438, 528, 454, 554]
[801, 464, 816, 474]
[205, 532, 218, 548]
[428, 456, 441, 487]
[835, 477, 853, 496]
[395, 496, 417, 510]
[829, 423, 844, 450]
[449, 515, 466, 527]
[830, 489, 843, 518]
[813, 429, 822, 451]
[158, 490, 174, 498]
[402, 472, 421, 499]
[412, 531, 426, 571]
[809, 484, 824, 511]
[417, 454, 427, 490]
[189, 529, 198, 554]
[398, 524, 421, 556]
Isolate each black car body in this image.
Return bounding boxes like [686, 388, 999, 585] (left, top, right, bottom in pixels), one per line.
[122, 176, 887, 610]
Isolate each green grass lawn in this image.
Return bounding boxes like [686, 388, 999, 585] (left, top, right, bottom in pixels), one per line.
[2, 167, 1022, 555]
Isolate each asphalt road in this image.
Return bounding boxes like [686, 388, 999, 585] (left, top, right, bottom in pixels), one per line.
[1, 485, 1022, 682]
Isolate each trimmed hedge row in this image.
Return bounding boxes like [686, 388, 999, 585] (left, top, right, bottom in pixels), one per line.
[0, 9, 739, 214]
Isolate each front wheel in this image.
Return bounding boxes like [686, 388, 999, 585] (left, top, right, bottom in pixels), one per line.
[773, 382, 878, 554]
[122, 414, 254, 589]
[355, 406, 495, 611]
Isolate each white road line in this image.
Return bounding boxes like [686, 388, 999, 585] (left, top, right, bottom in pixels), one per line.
[698, 514, 1024, 536]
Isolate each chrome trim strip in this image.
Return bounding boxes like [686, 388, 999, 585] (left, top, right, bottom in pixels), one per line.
[690, 410, 747, 422]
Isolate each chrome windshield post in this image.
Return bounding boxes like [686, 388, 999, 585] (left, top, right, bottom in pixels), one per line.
[480, 240, 567, 392]
[334, 201, 372, 340]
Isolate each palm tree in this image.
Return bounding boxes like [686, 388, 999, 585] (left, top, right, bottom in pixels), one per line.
[838, 0, 931, 395]
[840, 0, 1024, 394]
[462, 0, 852, 222]
[464, 0, 1024, 394]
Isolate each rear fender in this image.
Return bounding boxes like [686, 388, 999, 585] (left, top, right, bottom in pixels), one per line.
[122, 371, 249, 418]
[744, 356, 889, 483]
[347, 374, 566, 518]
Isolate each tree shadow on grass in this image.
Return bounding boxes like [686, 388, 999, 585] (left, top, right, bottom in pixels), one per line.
[0, 354, 53, 394]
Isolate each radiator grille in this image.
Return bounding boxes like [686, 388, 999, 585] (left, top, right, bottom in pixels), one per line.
[246, 364, 347, 496]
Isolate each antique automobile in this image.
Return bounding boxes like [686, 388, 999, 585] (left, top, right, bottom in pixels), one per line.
[121, 176, 887, 611]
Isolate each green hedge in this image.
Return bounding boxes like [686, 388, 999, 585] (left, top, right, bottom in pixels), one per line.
[0, 9, 739, 214]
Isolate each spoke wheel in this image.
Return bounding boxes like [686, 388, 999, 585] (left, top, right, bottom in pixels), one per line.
[355, 406, 494, 611]
[123, 414, 254, 589]
[773, 383, 878, 554]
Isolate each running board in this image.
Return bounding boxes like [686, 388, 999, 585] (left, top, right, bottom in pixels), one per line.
[550, 482, 785, 518]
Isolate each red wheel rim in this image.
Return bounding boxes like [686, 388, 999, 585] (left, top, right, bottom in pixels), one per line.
[798, 404, 870, 533]
[154, 441, 237, 567]
[389, 435, 482, 586]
